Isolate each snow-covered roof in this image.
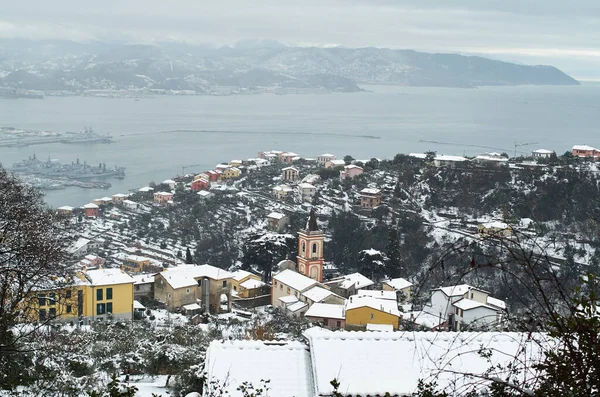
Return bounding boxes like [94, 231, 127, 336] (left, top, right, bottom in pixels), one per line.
[182, 303, 202, 311]
[282, 152, 299, 157]
[160, 273, 198, 289]
[573, 144, 598, 151]
[267, 212, 287, 220]
[383, 277, 413, 291]
[166, 264, 232, 281]
[532, 149, 554, 154]
[138, 186, 154, 192]
[346, 295, 400, 317]
[304, 327, 549, 396]
[57, 205, 74, 211]
[435, 155, 468, 162]
[404, 310, 442, 328]
[240, 278, 266, 289]
[163, 179, 176, 184]
[132, 274, 155, 285]
[435, 284, 487, 297]
[83, 203, 99, 209]
[302, 286, 338, 303]
[123, 199, 137, 205]
[298, 183, 315, 189]
[84, 268, 134, 286]
[304, 303, 345, 319]
[453, 298, 496, 311]
[482, 221, 509, 229]
[344, 164, 363, 170]
[68, 237, 90, 252]
[327, 159, 346, 165]
[328, 272, 374, 290]
[282, 166, 298, 171]
[360, 188, 381, 195]
[133, 300, 145, 310]
[205, 340, 313, 397]
[231, 269, 255, 282]
[366, 323, 393, 332]
[319, 153, 335, 157]
[273, 269, 318, 292]
[229, 159, 242, 163]
[409, 153, 427, 159]
[475, 155, 508, 162]
[197, 190, 213, 197]
[112, 193, 128, 198]
[487, 296, 507, 310]
[354, 289, 397, 301]
[288, 301, 308, 313]
[154, 191, 173, 196]
[279, 295, 299, 304]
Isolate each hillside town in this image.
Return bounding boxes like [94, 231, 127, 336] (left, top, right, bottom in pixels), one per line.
[8, 142, 600, 396]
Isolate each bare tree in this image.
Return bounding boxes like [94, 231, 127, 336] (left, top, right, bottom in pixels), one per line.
[0, 167, 73, 389]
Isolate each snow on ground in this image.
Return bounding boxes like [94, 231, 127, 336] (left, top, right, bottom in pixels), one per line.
[124, 375, 172, 396]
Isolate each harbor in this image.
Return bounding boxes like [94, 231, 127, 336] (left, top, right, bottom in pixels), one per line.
[10, 154, 124, 191]
[0, 126, 113, 147]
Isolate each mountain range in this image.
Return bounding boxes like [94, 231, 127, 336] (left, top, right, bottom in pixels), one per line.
[0, 39, 579, 93]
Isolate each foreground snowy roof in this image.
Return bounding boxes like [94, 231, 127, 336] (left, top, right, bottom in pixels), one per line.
[383, 277, 413, 291]
[205, 340, 313, 397]
[273, 269, 318, 292]
[304, 328, 549, 396]
[304, 303, 345, 320]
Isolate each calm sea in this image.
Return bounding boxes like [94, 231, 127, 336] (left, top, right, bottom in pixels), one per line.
[1, 84, 599, 208]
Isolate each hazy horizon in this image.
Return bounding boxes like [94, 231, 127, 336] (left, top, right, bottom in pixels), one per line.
[1, 0, 598, 79]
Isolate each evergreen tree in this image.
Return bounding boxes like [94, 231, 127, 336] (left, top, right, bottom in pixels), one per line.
[385, 227, 403, 278]
[185, 247, 194, 264]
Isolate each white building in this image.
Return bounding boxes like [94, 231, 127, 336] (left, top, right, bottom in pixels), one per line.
[424, 284, 505, 330]
[434, 155, 468, 167]
[68, 237, 91, 258]
[298, 183, 316, 202]
[122, 199, 138, 210]
[531, 149, 555, 159]
[317, 153, 336, 166]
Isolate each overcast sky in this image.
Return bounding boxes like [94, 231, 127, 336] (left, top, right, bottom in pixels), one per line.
[1, 0, 599, 78]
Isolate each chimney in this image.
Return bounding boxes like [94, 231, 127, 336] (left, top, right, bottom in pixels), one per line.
[381, 290, 384, 295]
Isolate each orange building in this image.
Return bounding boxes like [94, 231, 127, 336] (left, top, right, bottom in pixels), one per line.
[297, 208, 324, 282]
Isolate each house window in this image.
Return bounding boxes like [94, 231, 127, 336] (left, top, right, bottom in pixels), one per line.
[279, 284, 283, 290]
[66, 305, 72, 314]
[49, 308, 56, 318]
[135, 285, 140, 291]
[233, 286, 237, 291]
[107, 303, 113, 313]
[39, 309, 46, 321]
[38, 294, 46, 306]
[312, 244, 317, 254]
[337, 321, 341, 328]
[222, 280, 227, 288]
[168, 293, 172, 299]
[96, 289, 103, 301]
[295, 291, 299, 297]
[370, 313, 374, 320]
[287, 287, 291, 294]
[96, 303, 106, 315]
[65, 290, 72, 299]
[470, 293, 474, 299]
[106, 288, 113, 300]
[186, 288, 190, 294]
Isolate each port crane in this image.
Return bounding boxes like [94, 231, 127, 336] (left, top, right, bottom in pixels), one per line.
[514, 141, 539, 158]
[181, 164, 203, 176]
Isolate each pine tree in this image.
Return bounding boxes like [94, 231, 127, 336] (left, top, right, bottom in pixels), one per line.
[385, 227, 402, 278]
[185, 247, 193, 264]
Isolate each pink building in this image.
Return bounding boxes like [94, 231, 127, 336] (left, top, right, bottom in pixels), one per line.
[572, 145, 600, 159]
[340, 164, 364, 180]
[153, 191, 174, 204]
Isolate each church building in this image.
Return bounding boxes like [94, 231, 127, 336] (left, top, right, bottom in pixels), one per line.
[297, 208, 324, 282]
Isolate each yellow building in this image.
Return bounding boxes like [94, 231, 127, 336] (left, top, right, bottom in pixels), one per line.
[344, 295, 400, 330]
[222, 167, 242, 179]
[382, 278, 414, 302]
[32, 268, 134, 324]
[231, 270, 261, 294]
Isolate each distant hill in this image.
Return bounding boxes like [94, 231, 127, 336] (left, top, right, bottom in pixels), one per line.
[0, 39, 579, 93]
